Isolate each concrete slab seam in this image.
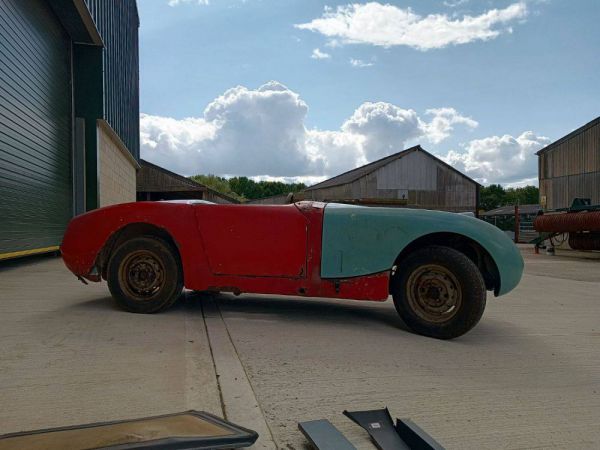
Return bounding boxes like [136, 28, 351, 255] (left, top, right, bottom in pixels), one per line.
[199, 300, 227, 417]
[202, 297, 277, 449]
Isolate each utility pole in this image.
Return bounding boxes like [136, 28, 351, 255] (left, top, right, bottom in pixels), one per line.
[514, 204, 520, 244]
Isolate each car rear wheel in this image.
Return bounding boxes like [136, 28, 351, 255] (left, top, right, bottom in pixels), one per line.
[107, 236, 183, 313]
[391, 245, 486, 339]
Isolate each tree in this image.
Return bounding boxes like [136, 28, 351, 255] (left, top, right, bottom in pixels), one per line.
[228, 177, 306, 200]
[479, 184, 540, 211]
[505, 185, 539, 206]
[479, 184, 506, 211]
[189, 174, 245, 201]
[189, 174, 307, 201]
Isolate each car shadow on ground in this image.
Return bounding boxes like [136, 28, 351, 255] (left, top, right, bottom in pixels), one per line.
[61, 292, 595, 388]
[69, 291, 546, 348]
[70, 296, 121, 311]
[207, 293, 411, 334]
[71, 292, 206, 317]
[71, 291, 524, 345]
[205, 293, 549, 347]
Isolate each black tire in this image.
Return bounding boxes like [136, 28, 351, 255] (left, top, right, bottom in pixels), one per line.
[107, 236, 183, 313]
[391, 245, 486, 339]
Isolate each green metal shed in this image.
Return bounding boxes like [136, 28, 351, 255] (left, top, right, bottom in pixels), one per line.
[0, 0, 72, 258]
[0, 0, 140, 260]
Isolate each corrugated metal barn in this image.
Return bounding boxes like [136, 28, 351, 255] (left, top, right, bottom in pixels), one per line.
[294, 146, 479, 213]
[0, 0, 139, 260]
[537, 117, 600, 210]
[137, 160, 239, 204]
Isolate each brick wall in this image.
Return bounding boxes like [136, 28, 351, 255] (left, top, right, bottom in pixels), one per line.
[98, 122, 137, 207]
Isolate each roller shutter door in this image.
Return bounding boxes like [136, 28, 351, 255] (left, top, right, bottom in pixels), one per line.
[0, 0, 72, 258]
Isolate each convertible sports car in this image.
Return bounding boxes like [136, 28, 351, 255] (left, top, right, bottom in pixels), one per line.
[61, 200, 523, 339]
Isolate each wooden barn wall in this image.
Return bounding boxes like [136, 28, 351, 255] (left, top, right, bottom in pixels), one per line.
[539, 121, 600, 210]
[375, 150, 438, 191]
[136, 165, 237, 204]
[136, 165, 202, 193]
[203, 190, 237, 204]
[304, 151, 477, 212]
[247, 194, 290, 204]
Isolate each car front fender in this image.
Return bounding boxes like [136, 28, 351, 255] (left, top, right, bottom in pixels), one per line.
[321, 205, 523, 296]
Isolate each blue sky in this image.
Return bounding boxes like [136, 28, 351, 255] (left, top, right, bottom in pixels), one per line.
[137, 0, 600, 186]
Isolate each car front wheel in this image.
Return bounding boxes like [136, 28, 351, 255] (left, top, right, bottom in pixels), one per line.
[391, 245, 486, 339]
[107, 236, 183, 313]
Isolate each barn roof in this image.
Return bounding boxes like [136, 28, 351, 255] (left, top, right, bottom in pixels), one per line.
[304, 145, 480, 191]
[480, 204, 541, 217]
[536, 116, 600, 156]
[137, 159, 240, 203]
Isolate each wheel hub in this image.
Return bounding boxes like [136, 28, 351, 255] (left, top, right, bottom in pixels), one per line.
[120, 251, 165, 299]
[407, 264, 462, 323]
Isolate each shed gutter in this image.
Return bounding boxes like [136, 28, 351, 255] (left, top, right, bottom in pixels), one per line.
[47, 0, 104, 46]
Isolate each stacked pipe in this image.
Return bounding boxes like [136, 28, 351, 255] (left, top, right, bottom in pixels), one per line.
[534, 211, 600, 250]
[568, 233, 600, 251]
[534, 211, 600, 232]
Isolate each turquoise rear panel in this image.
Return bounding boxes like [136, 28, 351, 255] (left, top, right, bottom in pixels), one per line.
[321, 204, 523, 296]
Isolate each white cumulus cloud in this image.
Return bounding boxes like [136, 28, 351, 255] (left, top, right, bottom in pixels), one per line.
[295, 2, 527, 50]
[443, 131, 551, 185]
[444, 0, 469, 8]
[341, 103, 477, 160]
[341, 103, 423, 161]
[168, 0, 209, 6]
[140, 81, 477, 179]
[350, 58, 373, 67]
[311, 48, 331, 59]
[422, 107, 478, 144]
[142, 82, 321, 177]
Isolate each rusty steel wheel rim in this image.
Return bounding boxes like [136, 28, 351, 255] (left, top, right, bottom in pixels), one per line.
[406, 264, 462, 323]
[119, 250, 165, 301]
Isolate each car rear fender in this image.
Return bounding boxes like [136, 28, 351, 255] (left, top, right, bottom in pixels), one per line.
[60, 202, 209, 287]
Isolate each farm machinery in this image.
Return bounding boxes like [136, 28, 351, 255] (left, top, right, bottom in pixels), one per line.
[533, 198, 600, 251]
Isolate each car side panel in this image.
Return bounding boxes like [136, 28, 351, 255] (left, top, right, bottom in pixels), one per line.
[321, 205, 523, 296]
[191, 202, 389, 300]
[194, 204, 308, 278]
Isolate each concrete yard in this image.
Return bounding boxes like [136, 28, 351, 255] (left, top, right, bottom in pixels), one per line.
[1, 248, 599, 449]
[0, 256, 222, 432]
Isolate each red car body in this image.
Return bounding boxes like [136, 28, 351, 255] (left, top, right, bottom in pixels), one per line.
[61, 201, 390, 301]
